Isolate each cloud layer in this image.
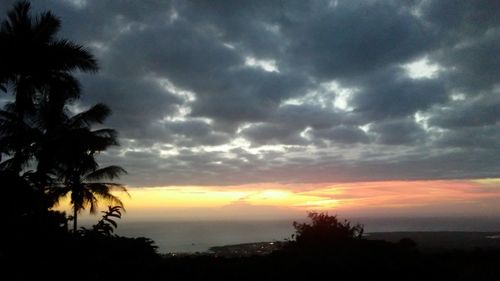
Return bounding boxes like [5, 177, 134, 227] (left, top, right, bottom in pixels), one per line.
[3, 0, 498, 186]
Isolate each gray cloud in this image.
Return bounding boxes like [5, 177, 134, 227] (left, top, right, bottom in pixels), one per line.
[241, 123, 307, 146]
[348, 67, 447, 121]
[165, 120, 231, 147]
[2, 0, 499, 186]
[312, 126, 370, 145]
[282, 0, 436, 79]
[371, 118, 426, 145]
[435, 126, 500, 149]
[429, 94, 500, 129]
[190, 69, 310, 126]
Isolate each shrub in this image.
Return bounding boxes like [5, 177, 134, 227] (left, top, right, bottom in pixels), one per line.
[291, 212, 364, 248]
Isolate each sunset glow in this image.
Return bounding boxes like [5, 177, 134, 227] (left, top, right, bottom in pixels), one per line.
[61, 178, 500, 221]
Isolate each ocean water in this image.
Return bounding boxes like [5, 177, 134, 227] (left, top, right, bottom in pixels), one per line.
[113, 217, 500, 253]
[114, 220, 294, 253]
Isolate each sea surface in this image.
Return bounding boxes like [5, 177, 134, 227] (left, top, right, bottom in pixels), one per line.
[110, 217, 500, 253]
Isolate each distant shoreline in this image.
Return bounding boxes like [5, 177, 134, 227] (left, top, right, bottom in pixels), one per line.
[112, 218, 500, 254]
[168, 231, 500, 256]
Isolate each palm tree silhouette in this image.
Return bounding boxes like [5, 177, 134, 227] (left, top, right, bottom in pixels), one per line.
[51, 165, 127, 232]
[0, 1, 97, 173]
[0, 1, 128, 234]
[0, 104, 41, 171]
[48, 104, 128, 232]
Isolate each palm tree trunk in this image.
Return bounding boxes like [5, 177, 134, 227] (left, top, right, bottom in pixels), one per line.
[73, 208, 78, 232]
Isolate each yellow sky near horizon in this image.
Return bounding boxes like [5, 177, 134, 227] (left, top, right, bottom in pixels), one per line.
[56, 178, 500, 222]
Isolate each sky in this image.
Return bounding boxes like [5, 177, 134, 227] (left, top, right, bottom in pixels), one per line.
[1, 0, 500, 219]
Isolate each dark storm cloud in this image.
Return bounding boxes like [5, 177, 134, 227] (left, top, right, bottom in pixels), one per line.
[421, 0, 500, 39]
[348, 67, 447, 121]
[429, 94, 500, 129]
[312, 126, 370, 145]
[177, 0, 287, 59]
[106, 20, 242, 83]
[189, 69, 310, 126]
[273, 104, 341, 129]
[281, 0, 436, 79]
[99, 10, 311, 129]
[3, 0, 498, 186]
[165, 120, 231, 147]
[421, 0, 500, 94]
[241, 123, 307, 146]
[80, 75, 181, 127]
[239, 104, 342, 145]
[435, 126, 500, 149]
[371, 118, 426, 145]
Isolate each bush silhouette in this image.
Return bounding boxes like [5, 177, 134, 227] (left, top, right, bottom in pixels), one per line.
[290, 212, 364, 249]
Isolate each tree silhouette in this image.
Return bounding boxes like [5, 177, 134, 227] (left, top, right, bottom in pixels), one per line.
[0, 2, 126, 235]
[0, 1, 97, 174]
[50, 163, 127, 232]
[47, 104, 127, 232]
[291, 212, 364, 248]
[0, 104, 40, 171]
[83, 205, 124, 236]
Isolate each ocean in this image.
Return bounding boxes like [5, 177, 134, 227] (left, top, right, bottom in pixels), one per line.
[110, 216, 500, 253]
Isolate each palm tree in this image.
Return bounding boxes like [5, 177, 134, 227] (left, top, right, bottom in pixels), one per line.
[48, 104, 128, 232]
[0, 1, 97, 173]
[51, 165, 128, 232]
[0, 2, 127, 235]
[0, 103, 41, 171]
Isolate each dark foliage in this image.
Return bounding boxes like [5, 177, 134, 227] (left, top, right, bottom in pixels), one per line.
[0, 0, 127, 233]
[0, 4, 147, 279]
[82, 205, 124, 236]
[287, 212, 364, 251]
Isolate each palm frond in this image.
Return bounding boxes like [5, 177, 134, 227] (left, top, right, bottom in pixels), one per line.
[79, 189, 98, 214]
[49, 39, 98, 72]
[45, 184, 70, 207]
[91, 128, 119, 147]
[68, 103, 111, 128]
[2, 1, 31, 35]
[0, 158, 16, 170]
[85, 183, 126, 208]
[84, 165, 127, 181]
[45, 72, 81, 102]
[103, 217, 118, 228]
[34, 11, 60, 43]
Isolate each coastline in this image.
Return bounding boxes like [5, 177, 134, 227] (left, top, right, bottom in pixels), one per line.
[163, 231, 500, 256]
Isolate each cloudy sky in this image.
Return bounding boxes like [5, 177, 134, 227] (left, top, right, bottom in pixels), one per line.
[2, 0, 500, 217]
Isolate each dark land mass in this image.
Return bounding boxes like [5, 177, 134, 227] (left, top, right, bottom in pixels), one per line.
[208, 241, 285, 257]
[5, 231, 500, 281]
[367, 231, 500, 252]
[190, 231, 500, 257]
